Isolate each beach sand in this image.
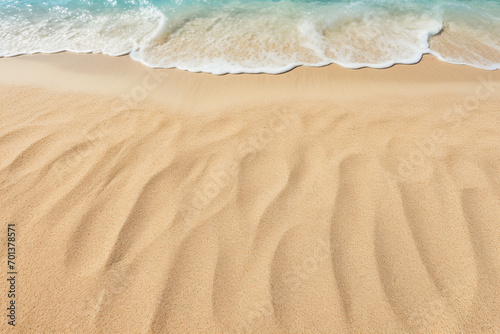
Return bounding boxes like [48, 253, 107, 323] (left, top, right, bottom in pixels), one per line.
[0, 53, 499, 333]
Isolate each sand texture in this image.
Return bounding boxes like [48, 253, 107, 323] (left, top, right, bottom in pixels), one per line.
[0, 53, 499, 333]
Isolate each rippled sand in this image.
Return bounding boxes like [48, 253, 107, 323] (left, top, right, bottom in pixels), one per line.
[0, 53, 499, 333]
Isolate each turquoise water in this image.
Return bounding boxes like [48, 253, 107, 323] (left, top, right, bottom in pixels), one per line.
[0, 0, 499, 73]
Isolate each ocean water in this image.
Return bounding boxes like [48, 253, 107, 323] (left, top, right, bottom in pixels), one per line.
[0, 0, 499, 74]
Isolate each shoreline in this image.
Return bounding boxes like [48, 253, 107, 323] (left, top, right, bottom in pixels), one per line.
[0, 52, 498, 113]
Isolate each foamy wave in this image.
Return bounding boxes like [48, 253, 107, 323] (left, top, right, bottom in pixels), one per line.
[0, 0, 499, 74]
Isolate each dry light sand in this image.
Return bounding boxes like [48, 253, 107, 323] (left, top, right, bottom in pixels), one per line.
[0, 53, 499, 333]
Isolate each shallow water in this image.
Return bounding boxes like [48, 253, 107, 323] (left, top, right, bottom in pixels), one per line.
[0, 0, 499, 73]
